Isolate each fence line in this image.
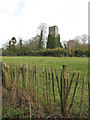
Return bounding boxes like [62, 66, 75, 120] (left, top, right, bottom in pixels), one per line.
[2, 63, 89, 118]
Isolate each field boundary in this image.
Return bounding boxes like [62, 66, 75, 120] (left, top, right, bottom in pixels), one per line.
[2, 63, 89, 119]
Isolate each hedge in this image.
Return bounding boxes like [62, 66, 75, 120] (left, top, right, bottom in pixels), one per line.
[2, 48, 88, 57]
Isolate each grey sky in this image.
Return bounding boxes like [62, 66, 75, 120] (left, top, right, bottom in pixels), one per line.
[0, 0, 89, 48]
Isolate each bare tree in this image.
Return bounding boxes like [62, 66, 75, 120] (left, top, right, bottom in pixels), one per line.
[62, 41, 67, 49]
[66, 34, 88, 50]
[37, 23, 47, 49]
[81, 34, 88, 44]
[73, 34, 88, 49]
[74, 36, 81, 43]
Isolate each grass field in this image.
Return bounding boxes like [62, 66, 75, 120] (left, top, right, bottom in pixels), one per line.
[2, 56, 88, 73]
[2, 56, 89, 118]
[2, 56, 88, 81]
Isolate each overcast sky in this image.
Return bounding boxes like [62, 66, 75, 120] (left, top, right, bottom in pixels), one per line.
[0, 0, 89, 48]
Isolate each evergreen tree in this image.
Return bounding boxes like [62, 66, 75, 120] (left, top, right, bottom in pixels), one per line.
[38, 30, 43, 49]
[20, 39, 22, 50]
[11, 37, 17, 46]
[9, 41, 11, 55]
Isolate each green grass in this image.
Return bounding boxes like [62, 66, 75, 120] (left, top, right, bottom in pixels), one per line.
[2, 56, 88, 72]
[2, 56, 88, 82]
[2, 56, 88, 118]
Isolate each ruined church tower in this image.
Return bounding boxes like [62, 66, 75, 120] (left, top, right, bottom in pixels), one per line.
[49, 25, 58, 37]
[47, 25, 62, 49]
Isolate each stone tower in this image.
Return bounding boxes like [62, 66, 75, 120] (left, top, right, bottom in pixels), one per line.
[47, 25, 62, 49]
[49, 25, 58, 37]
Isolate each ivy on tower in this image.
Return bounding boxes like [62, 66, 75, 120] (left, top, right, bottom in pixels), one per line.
[47, 25, 62, 49]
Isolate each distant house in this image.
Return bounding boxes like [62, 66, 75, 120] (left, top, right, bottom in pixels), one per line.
[67, 40, 76, 49]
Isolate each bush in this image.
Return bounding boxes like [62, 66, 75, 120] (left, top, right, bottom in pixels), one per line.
[2, 47, 88, 57]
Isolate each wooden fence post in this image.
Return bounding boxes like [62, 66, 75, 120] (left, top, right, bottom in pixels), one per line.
[67, 72, 69, 89]
[55, 69, 61, 101]
[27, 65, 32, 119]
[43, 67, 46, 108]
[36, 66, 39, 108]
[79, 75, 85, 118]
[32, 66, 35, 102]
[48, 68, 51, 106]
[63, 65, 67, 98]
[45, 67, 48, 105]
[51, 69, 56, 103]
[62, 65, 67, 117]
[60, 71, 63, 115]
[68, 73, 80, 114]
[66, 73, 75, 101]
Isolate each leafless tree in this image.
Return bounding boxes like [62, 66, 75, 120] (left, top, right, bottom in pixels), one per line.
[81, 34, 88, 44]
[37, 23, 47, 49]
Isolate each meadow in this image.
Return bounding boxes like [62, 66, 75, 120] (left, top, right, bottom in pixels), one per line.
[2, 56, 89, 118]
[2, 56, 88, 82]
[2, 56, 88, 73]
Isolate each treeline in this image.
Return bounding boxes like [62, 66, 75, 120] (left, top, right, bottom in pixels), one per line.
[2, 23, 89, 57]
[2, 46, 89, 57]
[2, 35, 89, 57]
